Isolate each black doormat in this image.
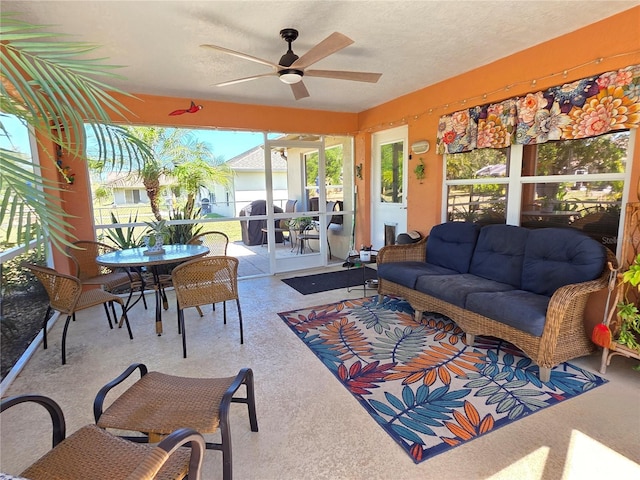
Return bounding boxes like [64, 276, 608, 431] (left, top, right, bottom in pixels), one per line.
[281, 267, 378, 295]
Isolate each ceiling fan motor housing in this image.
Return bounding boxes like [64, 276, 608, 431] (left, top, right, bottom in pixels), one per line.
[278, 28, 303, 83]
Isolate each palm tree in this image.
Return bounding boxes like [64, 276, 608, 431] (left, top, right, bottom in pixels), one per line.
[172, 156, 231, 219]
[0, 13, 152, 252]
[123, 126, 231, 220]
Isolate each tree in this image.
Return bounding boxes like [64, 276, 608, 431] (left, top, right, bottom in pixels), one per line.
[0, 14, 152, 252]
[124, 126, 231, 220]
[173, 157, 230, 218]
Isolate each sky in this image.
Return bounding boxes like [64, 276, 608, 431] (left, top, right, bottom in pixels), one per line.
[0, 114, 265, 162]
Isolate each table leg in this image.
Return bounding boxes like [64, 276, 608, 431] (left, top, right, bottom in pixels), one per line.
[151, 266, 163, 335]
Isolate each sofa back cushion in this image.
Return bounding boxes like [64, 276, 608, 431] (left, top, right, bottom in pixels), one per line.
[521, 228, 607, 296]
[426, 222, 480, 273]
[469, 225, 529, 287]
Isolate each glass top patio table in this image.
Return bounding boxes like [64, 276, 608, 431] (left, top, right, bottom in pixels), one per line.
[96, 244, 209, 334]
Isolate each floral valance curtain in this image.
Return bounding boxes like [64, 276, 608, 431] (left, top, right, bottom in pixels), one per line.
[436, 64, 640, 154]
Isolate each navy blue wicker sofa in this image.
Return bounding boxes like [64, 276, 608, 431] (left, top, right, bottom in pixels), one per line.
[377, 222, 612, 381]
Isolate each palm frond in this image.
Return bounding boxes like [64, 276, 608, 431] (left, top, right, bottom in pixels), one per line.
[0, 149, 75, 251]
[0, 13, 155, 251]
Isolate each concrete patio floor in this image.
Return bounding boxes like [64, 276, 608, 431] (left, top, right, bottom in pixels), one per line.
[1, 270, 639, 479]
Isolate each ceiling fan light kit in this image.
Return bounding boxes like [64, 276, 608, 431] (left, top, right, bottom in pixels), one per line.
[279, 69, 303, 84]
[203, 28, 382, 100]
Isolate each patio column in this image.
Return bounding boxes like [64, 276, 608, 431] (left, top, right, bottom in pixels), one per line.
[37, 131, 95, 275]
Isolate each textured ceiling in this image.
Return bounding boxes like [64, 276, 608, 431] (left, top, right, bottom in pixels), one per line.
[3, 1, 638, 112]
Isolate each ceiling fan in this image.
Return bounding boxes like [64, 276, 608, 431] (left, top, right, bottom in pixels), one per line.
[201, 28, 382, 100]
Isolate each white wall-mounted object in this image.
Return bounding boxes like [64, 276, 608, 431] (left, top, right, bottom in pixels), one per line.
[411, 140, 430, 154]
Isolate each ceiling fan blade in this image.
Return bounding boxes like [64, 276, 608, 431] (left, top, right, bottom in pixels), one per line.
[305, 69, 382, 83]
[215, 72, 276, 87]
[290, 81, 310, 100]
[290, 32, 353, 69]
[201, 44, 279, 70]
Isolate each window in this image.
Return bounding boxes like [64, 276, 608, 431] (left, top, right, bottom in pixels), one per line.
[380, 140, 404, 203]
[444, 131, 632, 252]
[446, 148, 509, 225]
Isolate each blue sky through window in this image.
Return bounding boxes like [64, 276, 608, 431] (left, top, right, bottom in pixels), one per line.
[1, 114, 265, 162]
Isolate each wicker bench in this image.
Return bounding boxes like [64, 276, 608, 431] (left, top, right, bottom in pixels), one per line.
[377, 222, 614, 382]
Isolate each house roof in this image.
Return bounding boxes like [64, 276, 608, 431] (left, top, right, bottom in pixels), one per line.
[226, 146, 288, 171]
[4, 1, 636, 113]
[102, 172, 174, 189]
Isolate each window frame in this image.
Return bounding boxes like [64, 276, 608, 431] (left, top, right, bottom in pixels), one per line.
[442, 130, 636, 256]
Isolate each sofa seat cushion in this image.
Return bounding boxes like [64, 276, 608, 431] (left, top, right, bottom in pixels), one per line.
[466, 290, 550, 337]
[378, 261, 458, 289]
[415, 273, 515, 309]
[426, 222, 480, 274]
[469, 224, 529, 287]
[521, 228, 607, 297]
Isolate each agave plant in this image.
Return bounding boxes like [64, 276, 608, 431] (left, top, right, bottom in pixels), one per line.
[0, 13, 153, 252]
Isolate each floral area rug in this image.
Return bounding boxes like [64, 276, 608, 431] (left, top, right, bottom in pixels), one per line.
[278, 296, 607, 463]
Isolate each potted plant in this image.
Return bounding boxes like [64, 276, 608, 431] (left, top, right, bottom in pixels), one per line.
[594, 252, 640, 372]
[616, 253, 640, 355]
[143, 220, 168, 254]
[414, 158, 426, 183]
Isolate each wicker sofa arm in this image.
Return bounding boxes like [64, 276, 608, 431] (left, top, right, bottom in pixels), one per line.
[377, 237, 427, 264]
[540, 249, 617, 346]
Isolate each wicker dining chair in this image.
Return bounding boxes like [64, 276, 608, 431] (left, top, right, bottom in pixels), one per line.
[171, 256, 244, 357]
[67, 240, 147, 316]
[188, 231, 229, 255]
[1, 393, 206, 480]
[22, 263, 133, 365]
[94, 363, 258, 480]
[187, 231, 230, 317]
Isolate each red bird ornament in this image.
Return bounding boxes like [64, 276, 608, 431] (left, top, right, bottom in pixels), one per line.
[169, 101, 203, 116]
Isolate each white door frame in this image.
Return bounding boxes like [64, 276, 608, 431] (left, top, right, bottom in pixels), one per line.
[264, 137, 327, 273]
[371, 126, 408, 249]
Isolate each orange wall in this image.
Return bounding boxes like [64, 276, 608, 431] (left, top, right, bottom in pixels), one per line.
[359, 5, 640, 240]
[60, 7, 640, 255]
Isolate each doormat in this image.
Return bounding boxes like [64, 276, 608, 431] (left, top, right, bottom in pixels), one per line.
[278, 296, 608, 463]
[281, 267, 378, 295]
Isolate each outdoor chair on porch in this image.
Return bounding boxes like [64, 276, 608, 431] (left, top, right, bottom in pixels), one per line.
[1, 393, 206, 480]
[261, 199, 297, 247]
[94, 363, 258, 480]
[22, 263, 133, 365]
[66, 240, 147, 318]
[188, 231, 230, 317]
[171, 256, 244, 358]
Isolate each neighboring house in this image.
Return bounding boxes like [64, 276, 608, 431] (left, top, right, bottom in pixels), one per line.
[209, 146, 289, 216]
[99, 172, 174, 206]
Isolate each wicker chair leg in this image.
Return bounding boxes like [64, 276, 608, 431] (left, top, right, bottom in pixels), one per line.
[176, 297, 181, 335]
[223, 302, 227, 325]
[42, 306, 52, 350]
[234, 368, 259, 432]
[109, 301, 118, 327]
[413, 310, 423, 323]
[61, 314, 74, 365]
[215, 368, 259, 480]
[539, 367, 551, 383]
[466, 333, 475, 346]
[102, 304, 114, 329]
[180, 309, 188, 358]
[196, 305, 204, 317]
[236, 299, 244, 345]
